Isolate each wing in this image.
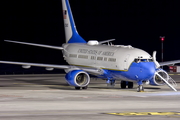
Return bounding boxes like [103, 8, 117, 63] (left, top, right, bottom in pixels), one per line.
[159, 60, 180, 66]
[0, 61, 103, 75]
[4, 40, 63, 50]
[2, 40, 104, 75]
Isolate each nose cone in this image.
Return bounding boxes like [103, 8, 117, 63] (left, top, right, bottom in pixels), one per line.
[138, 62, 156, 80]
[126, 62, 156, 81]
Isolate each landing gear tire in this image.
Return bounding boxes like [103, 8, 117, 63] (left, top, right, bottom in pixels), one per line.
[137, 85, 144, 92]
[121, 81, 126, 89]
[128, 82, 133, 89]
[106, 80, 116, 87]
[75, 87, 81, 90]
[82, 86, 88, 90]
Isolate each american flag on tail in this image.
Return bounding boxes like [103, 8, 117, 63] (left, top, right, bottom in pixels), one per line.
[63, 10, 67, 19]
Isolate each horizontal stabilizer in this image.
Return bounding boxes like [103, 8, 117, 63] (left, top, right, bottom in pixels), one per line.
[5, 40, 63, 50]
[99, 39, 115, 44]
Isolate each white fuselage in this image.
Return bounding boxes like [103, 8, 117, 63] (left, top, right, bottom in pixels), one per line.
[62, 43, 152, 71]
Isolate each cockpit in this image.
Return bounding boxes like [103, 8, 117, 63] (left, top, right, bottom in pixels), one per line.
[134, 59, 153, 63]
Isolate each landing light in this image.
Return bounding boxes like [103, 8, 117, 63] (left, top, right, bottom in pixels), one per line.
[22, 65, 31, 69]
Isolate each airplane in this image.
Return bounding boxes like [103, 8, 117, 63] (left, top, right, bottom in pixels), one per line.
[0, 0, 179, 92]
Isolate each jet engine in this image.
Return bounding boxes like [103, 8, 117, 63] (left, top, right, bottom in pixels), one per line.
[149, 69, 168, 86]
[65, 70, 90, 87]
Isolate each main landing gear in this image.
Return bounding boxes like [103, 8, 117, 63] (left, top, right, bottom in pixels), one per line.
[106, 79, 116, 87]
[120, 81, 134, 89]
[120, 81, 144, 92]
[75, 86, 88, 90]
[107, 80, 134, 89]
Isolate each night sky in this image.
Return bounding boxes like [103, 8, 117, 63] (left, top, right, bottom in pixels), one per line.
[1, 0, 180, 73]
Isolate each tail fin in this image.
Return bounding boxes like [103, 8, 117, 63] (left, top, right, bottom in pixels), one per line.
[62, 0, 86, 43]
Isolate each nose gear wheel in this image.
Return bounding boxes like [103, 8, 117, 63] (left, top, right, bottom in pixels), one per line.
[137, 85, 144, 92]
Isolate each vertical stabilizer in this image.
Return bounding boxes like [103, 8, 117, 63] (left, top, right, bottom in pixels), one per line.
[62, 0, 86, 43]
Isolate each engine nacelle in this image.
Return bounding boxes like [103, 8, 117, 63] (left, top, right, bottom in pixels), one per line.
[149, 69, 168, 86]
[65, 70, 90, 87]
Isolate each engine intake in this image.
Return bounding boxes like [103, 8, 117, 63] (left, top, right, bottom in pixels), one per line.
[65, 70, 90, 87]
[150, 69, 168, 86]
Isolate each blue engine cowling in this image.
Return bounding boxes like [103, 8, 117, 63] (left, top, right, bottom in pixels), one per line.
[65, 70, 90, 87]
[149, 69, 168, 86]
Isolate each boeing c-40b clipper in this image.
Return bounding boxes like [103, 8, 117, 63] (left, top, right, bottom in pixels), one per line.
[1, 0, 179, 92]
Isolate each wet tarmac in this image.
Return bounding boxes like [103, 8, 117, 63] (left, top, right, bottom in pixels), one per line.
[0, 74, 180, 120]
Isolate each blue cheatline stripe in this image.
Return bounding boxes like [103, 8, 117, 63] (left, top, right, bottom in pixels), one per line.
[70, 62, 156, 82]
[82, 62, 156, 82]
[65, 0, 86, 43]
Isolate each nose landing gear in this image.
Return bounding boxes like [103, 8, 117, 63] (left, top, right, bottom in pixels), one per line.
[137, 81, 144, 92]
[137, 85, 144, 92]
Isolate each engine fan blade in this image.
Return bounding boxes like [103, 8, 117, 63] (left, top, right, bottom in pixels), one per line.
[155, 72, 177, 91]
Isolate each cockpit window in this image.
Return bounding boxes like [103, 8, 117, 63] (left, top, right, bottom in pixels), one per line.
[134, 59, 140, 63]
[134, 59, 153, 63]
[148, 59, 153, 62]
[141, 59, 147, 62]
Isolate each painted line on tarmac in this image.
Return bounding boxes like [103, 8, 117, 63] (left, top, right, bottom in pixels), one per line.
[169, 74, 180, 75]
[168, 115, 180, 118]
[105, 112, 180, 116]
[13, 83, 69, 87]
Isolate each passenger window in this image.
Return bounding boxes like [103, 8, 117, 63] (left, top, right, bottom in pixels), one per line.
[97, 57, 103, 61]
[104, 57, 107, 61]
[91, 56, 96, 60]
[108, 58, 116, 62]
[69, 54, 77, 58]
[78, 55, 88, 59]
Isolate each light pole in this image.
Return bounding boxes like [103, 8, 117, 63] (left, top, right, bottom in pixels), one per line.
[160, 36, 165, 69]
